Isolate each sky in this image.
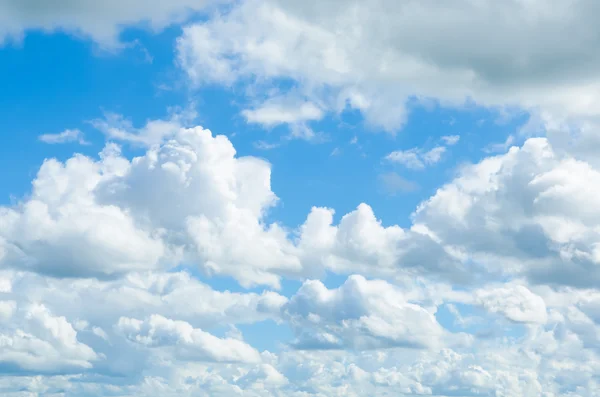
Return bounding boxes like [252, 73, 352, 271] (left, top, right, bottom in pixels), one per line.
[1, 0, 600, 396]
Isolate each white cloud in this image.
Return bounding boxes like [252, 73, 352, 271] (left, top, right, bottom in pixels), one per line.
[17, 116, 600, 294]
[242, 99, 323, 127]
[421, 146, 446, 165]
[90, 105, 197, 146]
[176, 0, 600, 134]
[241, 98, 324, 141]
[0, 267, 291, 388]
[385, 146, 447, 170]
[296, 204, 471, 283]
[441, 135, 460, 146]
[385, 148, 425, 170]
[0, 0, 221, 48]
[1, 125, 302, 287]
[38, 129, 89, 145]
[116, 314, 262, 363]
[475, 283, 548, 324]
[7, 113, 600, 395]
[283, 275, 458, 350]
[0, 302, 97, 373]
[2, 121, 474, 287]
[5, 269, 287, 335]
[0, 148, 166, 279]
[414, 136, 600, 287]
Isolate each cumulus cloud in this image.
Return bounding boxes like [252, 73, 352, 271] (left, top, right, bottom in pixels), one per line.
[11, 117, 600, 294]
[0, 267, 291, 387]
[116, 314, 262, 363]
[475, 283, 548, 324]
[282, 275, 452, 350]
[1, 126, 299, 286]
[6, 111, 600, 395]
[414, 137, 600, 287]
[1, 123, 473, 287]
[0, 302, 97, 373]
[297, 204, 471, 283]
[176, 0, 600, 135]
[8, 1, 600, 395]
[5, 270, 287, 332]
[0, 148, 166, 279]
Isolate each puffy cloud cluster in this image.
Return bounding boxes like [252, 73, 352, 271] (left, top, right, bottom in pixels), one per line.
[0, 300, 97, 373]
[2, 116, 600, 394]
[1, 124, 472, 288]
[6, 0, 600, 395]
[116, 314, 262, 363]
[282, 275, 449, 350]
[415, 137, 600, 287]
[0, 127, 295, 287]
[297, 204, 471, 283]
[475, 283, 548, 324]
[177, 0, 600, 135]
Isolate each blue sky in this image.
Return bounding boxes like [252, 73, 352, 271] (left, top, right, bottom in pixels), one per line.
[1, 1, 600, 396]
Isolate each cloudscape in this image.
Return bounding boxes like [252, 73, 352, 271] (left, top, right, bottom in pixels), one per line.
[1, 1, 600, 396]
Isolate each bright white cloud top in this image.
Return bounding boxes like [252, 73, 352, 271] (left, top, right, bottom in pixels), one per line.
[1, 1, 600, 396]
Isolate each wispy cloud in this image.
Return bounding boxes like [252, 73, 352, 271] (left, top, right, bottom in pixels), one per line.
[385, 135, 460, 170]
[38, 129, 89, 145]
[330, 147, 342, 156]
[386, 146, 447, 170]
[378, 172, 419, 195]
[253, 140, 280, 150]
[441, 135, 460, 146]
[484, 135, 515, 154]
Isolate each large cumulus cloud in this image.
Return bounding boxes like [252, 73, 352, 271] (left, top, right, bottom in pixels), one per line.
[177, 0, 600, 136]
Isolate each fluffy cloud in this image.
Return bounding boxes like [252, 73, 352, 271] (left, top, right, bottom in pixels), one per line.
[475, 283, 548, 324]
[5, 111, 600, 395]
[116, 314, 262, 363]
[0, 301, 97, 373]
[177, 0, 600, 134]
[414, 137, 600, 287]
[282, 275, 454, 350]
[5, 270, 287, 333]
[1, 123, 471, 287]
[8, 1, 600, 395]
[0, 126, 300, 286]
[9, 117, 600, 291]
[0, 267, 293, 391]
[0, 149, 166, 279]
[0, 0, 222, 47]
[297, 204, 470, 283]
